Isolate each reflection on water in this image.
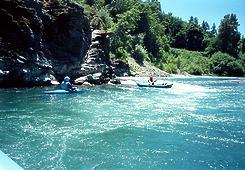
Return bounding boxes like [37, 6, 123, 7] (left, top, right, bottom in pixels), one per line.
[0, 77, 245, 169]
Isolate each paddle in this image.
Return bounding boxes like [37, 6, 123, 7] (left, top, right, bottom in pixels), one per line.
[50, 80, 60, 85]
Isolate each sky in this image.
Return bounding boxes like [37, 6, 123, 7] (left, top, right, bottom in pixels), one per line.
[159, 0, 245, 36]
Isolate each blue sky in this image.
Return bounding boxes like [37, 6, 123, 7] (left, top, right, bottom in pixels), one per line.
[159, 0, 245, 35]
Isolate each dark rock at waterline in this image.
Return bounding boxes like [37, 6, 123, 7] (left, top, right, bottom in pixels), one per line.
[112, 60, 131, 76]
[0, 49, 55, 87]
[109, 79, 121, 85]
[0, 0, 102, 87]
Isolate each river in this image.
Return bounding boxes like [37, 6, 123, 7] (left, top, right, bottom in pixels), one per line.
[0, 76, 244, 169]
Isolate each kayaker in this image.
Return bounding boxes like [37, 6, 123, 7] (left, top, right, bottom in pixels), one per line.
[148, 76, 157, 85]
[60, 76, 76, 91]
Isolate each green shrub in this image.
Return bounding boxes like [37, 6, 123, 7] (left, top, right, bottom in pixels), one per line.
[166, 48, 210, 75]
[186, 64, 204, 75]
[227, 61, 244, 76]
[210, 52, 244, 76]
[164, 63, 178, 74]
[239, 53, 245, 68]
[132, 44, 149, 64]
[115, 47, 130, 62]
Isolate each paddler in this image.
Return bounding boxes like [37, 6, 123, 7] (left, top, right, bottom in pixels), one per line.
[60, 76, 76, 91]
[148, 76, 157, 85]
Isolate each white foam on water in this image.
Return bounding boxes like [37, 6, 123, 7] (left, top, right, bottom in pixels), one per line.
[171, 82, 218, 93]
[120, 79, 137, 85]
[118, 77, 218, 95]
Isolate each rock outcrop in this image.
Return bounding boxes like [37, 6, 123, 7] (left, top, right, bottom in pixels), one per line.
[0, 0, 92, 87]
[74, 30, 114, 85]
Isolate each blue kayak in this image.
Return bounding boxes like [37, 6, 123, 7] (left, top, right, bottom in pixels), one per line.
[0, 150, 24, 170]
[44, 89, 82, 94]
[136, 83, 173, 88]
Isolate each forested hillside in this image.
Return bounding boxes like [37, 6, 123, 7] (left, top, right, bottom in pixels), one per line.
[74, 0, 244, 76]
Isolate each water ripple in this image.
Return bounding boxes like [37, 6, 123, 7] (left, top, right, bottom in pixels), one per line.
[0, 77, 245, 169]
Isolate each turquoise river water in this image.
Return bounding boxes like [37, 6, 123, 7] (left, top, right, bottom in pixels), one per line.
[0, 76, 245, 170]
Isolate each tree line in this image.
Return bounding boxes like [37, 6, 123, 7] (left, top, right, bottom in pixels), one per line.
[73, 0, 245, 76]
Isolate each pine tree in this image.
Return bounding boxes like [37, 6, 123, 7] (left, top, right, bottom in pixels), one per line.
[202, 21, 209, 31]
[238, 37, 245, 54]
[193, 17, 198, 25]
[217, 14, 241, 57]
[189, 16, 198, 25]
[210, 23, 217, 35]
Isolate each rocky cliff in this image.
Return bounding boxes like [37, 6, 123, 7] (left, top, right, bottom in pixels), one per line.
[0, 0, 113, 87]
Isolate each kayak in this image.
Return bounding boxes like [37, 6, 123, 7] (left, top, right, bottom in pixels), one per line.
[0, 150, 24, 170]
[44, 89, 82, 94]
[136, 83, 173, 88]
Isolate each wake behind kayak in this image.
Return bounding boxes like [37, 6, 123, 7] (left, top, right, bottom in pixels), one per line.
[44, 89, 83, 94]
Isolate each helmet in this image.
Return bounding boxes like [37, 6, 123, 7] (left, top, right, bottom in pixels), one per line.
[64, 76, 70, 82]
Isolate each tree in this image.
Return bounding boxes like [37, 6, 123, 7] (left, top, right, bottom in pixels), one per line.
[171, 23, 205, 51]
[217, 14, 241, 57]
[110, 7, 141, 54]
[202, 21, 210, 31]
[161, 13, 184, 46]
[210, 23, 217, 35]
[185, 25, 205, 51]
[189, 16, 198, 25]
[108, 0, 141, 18]
[133, 3, 169, 60]
[238, 37, 245, 54]
[90, 7, 113, 30]
[85, 0, 95, 6]
[194, 17, 198, 25]
[204, 37, 218, 56]
[172, 29, 186, 49]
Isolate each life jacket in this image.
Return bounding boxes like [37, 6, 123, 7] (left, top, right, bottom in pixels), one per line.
[60, 81, 71, 91]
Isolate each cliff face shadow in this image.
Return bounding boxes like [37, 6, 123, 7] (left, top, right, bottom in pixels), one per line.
[0, 0, 91, 86]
